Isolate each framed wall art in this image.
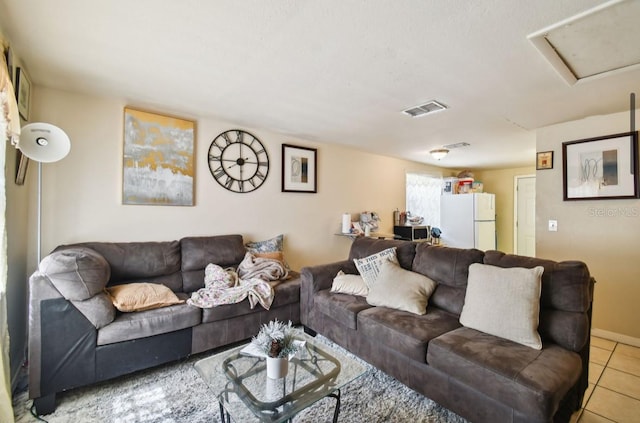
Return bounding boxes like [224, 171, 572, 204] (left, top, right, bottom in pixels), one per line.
[15, 67, 31, 120]
[281, 143, 317, 193]
[562, 131, 638, 201]
[122, 107, 196, 206]
[15, 150, 29, 185]
[536, 151, 553, 170]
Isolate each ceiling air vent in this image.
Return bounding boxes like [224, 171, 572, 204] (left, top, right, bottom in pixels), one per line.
[402, 100, 448, 117]
[443, 142, 470, 149]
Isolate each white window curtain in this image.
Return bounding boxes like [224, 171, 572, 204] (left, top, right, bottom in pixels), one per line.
[405, 173, 442, 229]
[1, 48, 19, 423]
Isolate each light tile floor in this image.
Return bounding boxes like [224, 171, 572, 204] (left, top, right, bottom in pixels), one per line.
[571, 336, 640, 423]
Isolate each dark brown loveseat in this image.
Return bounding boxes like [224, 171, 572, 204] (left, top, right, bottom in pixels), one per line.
[301, 237, 594, 423]
[28, 234, 301, 415]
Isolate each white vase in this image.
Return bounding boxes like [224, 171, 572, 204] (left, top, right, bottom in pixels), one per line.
[266, 356, 288, 379]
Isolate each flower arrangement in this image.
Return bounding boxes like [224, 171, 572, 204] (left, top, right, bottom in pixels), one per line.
[251, 319, 300, 359]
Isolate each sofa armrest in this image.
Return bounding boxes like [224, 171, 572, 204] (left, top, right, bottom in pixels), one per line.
[300, 259, 356, 327]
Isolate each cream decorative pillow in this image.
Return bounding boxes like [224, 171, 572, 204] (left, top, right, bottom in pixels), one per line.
[366, 260, 437, 315]
[353, 247, 398, 288]
[331, 271, 369, 297]
[460, 263, 544, 350]
[106, 283, 184, 312]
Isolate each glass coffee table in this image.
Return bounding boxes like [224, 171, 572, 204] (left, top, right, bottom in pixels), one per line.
[194, 332, 367, 423]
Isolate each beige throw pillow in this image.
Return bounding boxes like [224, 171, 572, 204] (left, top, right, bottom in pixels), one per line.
[460, 263, 544, 350]
[353, 247, 398, 288]
[331, 271, 369, 297]
[106, 283, 184, 312]
[366, 260, 437, 315]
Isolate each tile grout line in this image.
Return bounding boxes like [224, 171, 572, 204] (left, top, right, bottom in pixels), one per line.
[580, 341, 617, 419]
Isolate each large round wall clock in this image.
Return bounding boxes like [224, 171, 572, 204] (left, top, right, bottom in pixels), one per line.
[207, 129, 270, 193]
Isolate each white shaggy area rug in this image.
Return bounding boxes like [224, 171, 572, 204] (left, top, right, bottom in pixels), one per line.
[13, 336, 468, 423]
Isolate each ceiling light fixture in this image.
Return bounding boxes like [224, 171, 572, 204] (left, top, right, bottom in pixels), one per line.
[430, 148, 449, 160]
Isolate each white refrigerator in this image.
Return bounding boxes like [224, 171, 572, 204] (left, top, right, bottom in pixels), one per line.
[440, 193, 496, 250]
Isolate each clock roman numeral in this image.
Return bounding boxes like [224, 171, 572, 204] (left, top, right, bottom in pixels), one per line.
[235, 131, 244, 143]
[238, 180, 245, 192]
[258, 161, 268, 168]
[213, 166, 225, 179]
[209, 154, 221, 161]
[221, 133, 232, 145]
[224, 176, 234, 189]
[255, 170, 266, 180]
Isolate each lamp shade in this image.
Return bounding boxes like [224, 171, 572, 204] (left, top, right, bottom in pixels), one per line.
[18, 122, 71, 163]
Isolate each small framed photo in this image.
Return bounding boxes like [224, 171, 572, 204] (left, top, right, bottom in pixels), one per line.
[16, 67, 31, 120]
[3, 45, 13, 83]
[282, 144, 317, 193]
[536, 151, 554, 170]
[562, 131, 638, 201]
[15, 150, 29, 185]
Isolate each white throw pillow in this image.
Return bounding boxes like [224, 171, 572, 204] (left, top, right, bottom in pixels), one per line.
[366, 260, 437, 315]
[330, 271, 369, 297]
[460, 263, 544, 350]
[353, 247, 398, 288]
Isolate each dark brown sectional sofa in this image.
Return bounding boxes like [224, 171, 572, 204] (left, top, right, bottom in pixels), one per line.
[301, 237, 594, 423]
[28, 234, 301, 415]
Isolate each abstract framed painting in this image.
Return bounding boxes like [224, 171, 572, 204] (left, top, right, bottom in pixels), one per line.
[122, 107, 196, 205]
[281, 144, 317, 193]
[562, 131, 638, 201]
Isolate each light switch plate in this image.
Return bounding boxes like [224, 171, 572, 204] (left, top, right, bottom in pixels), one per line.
[548, 220, 558, 231]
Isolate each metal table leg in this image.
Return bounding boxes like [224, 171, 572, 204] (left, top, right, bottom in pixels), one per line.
[327, 389, 341, 423]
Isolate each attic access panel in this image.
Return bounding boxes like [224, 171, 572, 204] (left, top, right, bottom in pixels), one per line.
[529, 0, 640, 85]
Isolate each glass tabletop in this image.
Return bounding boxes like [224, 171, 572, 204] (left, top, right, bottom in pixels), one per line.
[194, 331, 367, 423]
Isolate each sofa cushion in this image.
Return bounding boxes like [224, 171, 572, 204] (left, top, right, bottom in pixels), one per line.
[331, 271, 368, 297]
[106, 283, 184, 312]
[71, 292, 116, 329]
[200, 275, 301, 323]
[366, 260, 437, 315]
[57, 241, 182, 290]
[357, 306, 461, 363]
[483, 251, 592, 352]
[411, 244, 484, 315]
[428, 327, 582, 420]
[348, 237, 417, 270]
[181, 235, 247, 292]
[97, 301, 201, 346]
[460, 263, 543, 349]
[353, 247, 398, 288]
[315, 289, 372, 330]
[39, 247, 110, 301]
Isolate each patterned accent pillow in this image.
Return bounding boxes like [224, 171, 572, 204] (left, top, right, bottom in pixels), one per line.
[245, 234, 290, 269]
[353, 247, 398, 288]
[204, 263, 237, 289]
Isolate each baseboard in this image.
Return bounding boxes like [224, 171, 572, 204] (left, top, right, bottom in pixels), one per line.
[591, 328, 640, 348]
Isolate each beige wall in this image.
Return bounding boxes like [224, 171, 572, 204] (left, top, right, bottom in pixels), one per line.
[27, 86, 441, 272]
[474, 166, 535, 253]
[536, 110, 640, 339]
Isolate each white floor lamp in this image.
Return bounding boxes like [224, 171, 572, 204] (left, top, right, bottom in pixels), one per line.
[15, 122, 71, 263]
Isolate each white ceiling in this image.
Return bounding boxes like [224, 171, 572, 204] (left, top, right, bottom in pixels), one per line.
[1, 0, 639, 169]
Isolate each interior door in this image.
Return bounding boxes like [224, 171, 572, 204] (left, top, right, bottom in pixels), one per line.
[515, 176, 536, 257]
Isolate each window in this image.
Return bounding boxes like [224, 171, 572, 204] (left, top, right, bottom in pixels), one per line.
[405, 173, 442, 228]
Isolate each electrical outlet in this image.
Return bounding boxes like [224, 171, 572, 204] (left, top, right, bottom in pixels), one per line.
[548, 220, 558, 232]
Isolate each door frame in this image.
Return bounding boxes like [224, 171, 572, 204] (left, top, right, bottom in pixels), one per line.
[513, 174, 536, 255]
